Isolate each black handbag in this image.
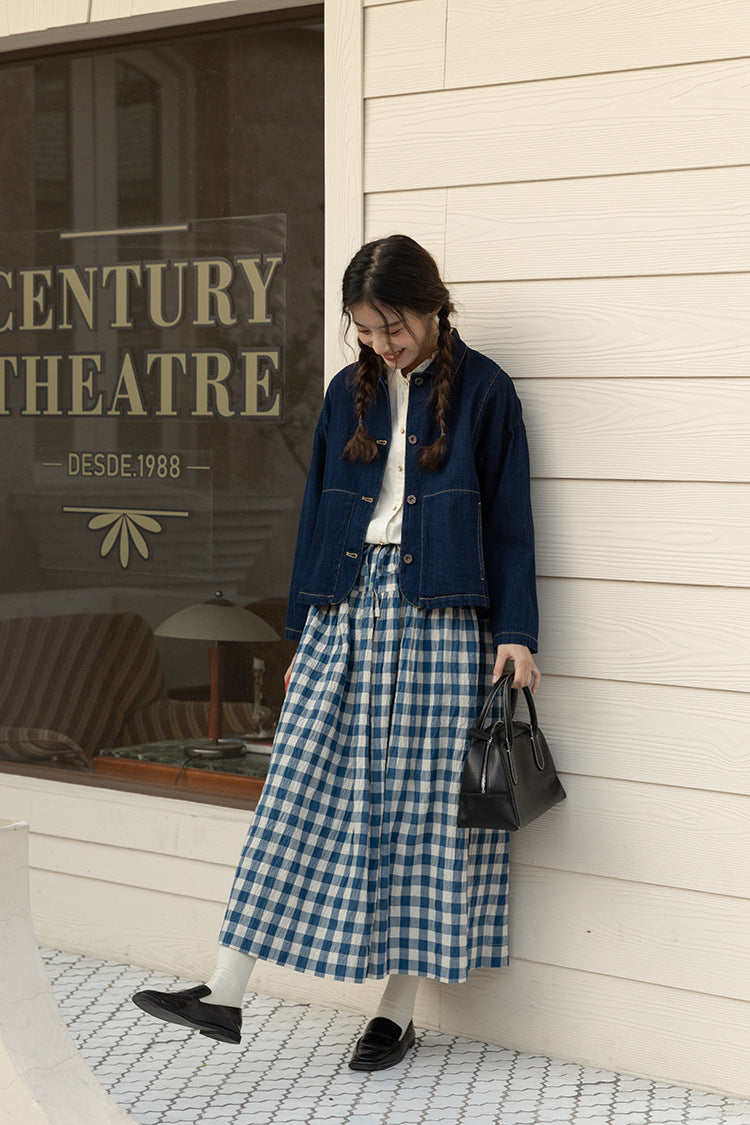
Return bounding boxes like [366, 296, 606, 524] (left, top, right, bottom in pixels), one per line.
[457, 672, 566, 830]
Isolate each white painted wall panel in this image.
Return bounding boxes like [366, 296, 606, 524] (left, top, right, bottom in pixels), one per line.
[368, 169, 750, 282]
[512, 776, 749, 898]
[1, 0, 88, 34]
[538, 676, 750, 795]
[448, 960, 750, 1098]
[520, 378, 750, 483]
[452, 275, 750, 381]
[537, 577, 750, 691]
[445, 168, 750, 281]
[365, 60, 750, 192]
[533, 480, 750, 586]
[511, 867, 750, 1001]
[363, 188, 446, 273]
[445, 0, 750, 88]
[364, 0, 446, 97]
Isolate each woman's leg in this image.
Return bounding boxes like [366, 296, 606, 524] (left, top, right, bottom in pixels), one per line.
[349, 975, 419, 1071]
[204, 945, 257, 1006]
[374, 974, 419, 1038]
[131, 945, 256, 1044]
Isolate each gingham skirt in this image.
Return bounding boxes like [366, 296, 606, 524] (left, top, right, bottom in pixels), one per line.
[219, 545, 510, 983]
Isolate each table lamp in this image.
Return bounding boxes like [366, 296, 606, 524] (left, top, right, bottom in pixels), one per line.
[155, 591, 279, 756]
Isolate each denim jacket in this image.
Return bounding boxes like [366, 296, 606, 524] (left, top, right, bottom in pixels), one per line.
[285, 331, 539, 652]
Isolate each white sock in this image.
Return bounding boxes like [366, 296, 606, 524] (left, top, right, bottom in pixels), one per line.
[204, 945, 256, 1007]
[374, 975, 419, 1038]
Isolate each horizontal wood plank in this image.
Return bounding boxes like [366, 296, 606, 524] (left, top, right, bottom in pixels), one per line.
[28, 833, 235, 905]
[3, 0, 87, 34]
[364, 0, 445, 98]
[363, 188, 446, 273]
[447, 959, 750, 1098]
[512, 774, 750, 898]
[532, 480, 750, 586]
[511, 866, 750, 1002]
[536, 675, 750, 796]
[452, 275, 750, 380]
[445, 0, 750, 90]
[519, 378, 750, 482]
[444, 167, 750, 281]
[537, 576, 750, 691]
[365, 59, 750, 192]
[0, 772, 250, 860]
[30, 868, 228, 982]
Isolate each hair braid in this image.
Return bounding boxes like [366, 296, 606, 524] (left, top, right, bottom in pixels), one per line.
[342, 347, 381, 462]
[419, 305, 454, 470]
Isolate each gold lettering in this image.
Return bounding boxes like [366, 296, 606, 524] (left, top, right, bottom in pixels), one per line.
[58, 266, 97, 331]
[70, 353, 104, 415]
[192, 351, 234, 417]
[237, 256, 282, 325]
[101, 264, 143, 329]
[144, 260, 187, 329]
[0, 271, 13, 332]
[0, 355, 17, 414]
[192, 259, 237, 328]
[20, 269, 54, 331]
[146, 351, 186, 417]
[240, 349, 281, 417]
[107, 350, 147, 415]
[21, 354, 62, 415]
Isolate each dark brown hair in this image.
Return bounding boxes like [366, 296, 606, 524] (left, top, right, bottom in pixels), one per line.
[341, 234, 455, 470]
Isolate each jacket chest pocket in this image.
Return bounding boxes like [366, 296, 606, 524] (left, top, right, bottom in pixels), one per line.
[420, 489, 486, 595]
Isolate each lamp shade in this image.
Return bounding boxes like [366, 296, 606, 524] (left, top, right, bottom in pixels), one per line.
[155, 592, 279, 644]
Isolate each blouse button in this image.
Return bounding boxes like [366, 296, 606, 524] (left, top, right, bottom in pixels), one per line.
[407, 434, 418, 445]
[406, 494, 417, 505]
[402, 553, 414, 564]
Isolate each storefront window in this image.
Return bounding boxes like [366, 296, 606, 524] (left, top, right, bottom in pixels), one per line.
[0, 12, 323, 799]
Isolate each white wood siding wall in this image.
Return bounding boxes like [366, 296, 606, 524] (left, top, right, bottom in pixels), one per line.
[362, 0, 750, 1097]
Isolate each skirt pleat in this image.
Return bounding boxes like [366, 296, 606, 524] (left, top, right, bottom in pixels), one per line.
[219, 545, 510, 983]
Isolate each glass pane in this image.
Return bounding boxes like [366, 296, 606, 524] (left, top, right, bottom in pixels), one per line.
[0, 14, 323, 781]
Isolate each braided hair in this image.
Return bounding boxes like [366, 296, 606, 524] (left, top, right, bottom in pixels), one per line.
[341, 235, 455, 470]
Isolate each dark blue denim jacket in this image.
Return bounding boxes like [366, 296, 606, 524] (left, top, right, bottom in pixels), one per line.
[285, 331, 539, 652]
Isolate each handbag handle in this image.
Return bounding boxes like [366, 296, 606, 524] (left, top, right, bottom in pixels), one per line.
[474, 673, 544, 770]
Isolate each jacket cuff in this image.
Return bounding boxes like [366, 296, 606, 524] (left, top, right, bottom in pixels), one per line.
[492, 629, 538, 654]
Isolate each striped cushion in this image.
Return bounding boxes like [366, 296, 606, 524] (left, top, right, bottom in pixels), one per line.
[120, 699, 259, 745]
[0, 613, 165, 763]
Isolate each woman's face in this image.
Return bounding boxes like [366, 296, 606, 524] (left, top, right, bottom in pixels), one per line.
[350, 302, 437, 376]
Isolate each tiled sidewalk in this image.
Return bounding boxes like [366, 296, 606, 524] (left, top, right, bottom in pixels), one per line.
[44, 950, 750, 1125]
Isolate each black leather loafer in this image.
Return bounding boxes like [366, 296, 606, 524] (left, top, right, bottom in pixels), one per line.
[132, 984, 242, 1044]
[348, 1017, 416, 1071]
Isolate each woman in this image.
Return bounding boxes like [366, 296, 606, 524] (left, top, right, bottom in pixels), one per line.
[134, 234, 540, 1072]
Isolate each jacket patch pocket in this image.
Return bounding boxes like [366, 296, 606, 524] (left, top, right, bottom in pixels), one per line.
[301, 488, 357, 598]
[420, 489, 486, 598]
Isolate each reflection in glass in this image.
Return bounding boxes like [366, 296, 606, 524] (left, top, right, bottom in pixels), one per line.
[0, 14, 323, 773]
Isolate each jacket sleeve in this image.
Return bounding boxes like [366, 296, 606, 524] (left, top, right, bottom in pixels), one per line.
[284, 391, 331, 640]
[474, 370, 539, 653]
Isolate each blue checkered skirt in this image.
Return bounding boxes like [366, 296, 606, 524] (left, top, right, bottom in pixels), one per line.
[219, 545, 510, 983]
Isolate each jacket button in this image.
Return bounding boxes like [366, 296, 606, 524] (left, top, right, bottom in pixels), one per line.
[402, 553, 414, 564]
[414, 377, 424, 386]
[407, 434, 418, 445]
[406, 494, 417, 505]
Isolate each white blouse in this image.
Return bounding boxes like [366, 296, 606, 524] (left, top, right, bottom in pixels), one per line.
[364, 355, 432, 545]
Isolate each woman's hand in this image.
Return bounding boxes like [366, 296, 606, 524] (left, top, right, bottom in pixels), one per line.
[492, 644, 540, 692]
